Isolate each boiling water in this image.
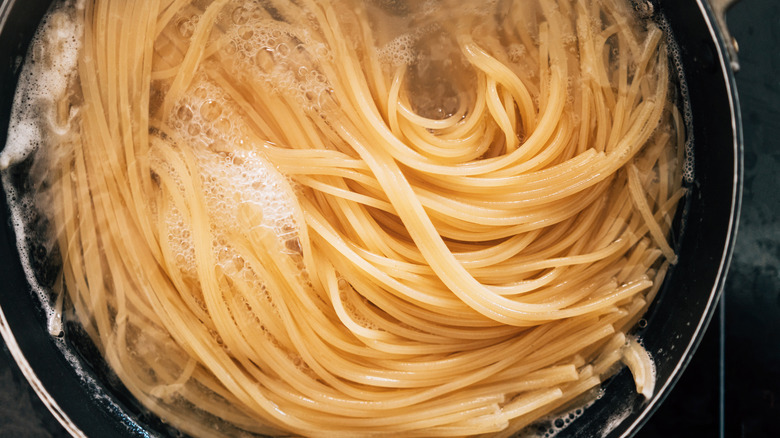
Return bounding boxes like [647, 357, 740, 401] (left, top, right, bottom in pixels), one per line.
[1, 0, 693, 436]
[1, 0, 85, 336]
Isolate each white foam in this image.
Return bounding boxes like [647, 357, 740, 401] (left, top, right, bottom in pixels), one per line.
[219, 10, 333, 113]
[526, 390, 601, 438]
[162, 75, 303, 287]
[0, 2, 83, 170]
[378, 33, 418, 67]
[1, 0, 84, 336]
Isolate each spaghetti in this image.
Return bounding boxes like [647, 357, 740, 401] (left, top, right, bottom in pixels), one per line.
[4, 0, 685, 436]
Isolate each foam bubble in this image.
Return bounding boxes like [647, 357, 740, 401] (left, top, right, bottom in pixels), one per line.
[0, 2, 83, 170]
[217, 10, 334, 113]
[528, 389, 599, 438]
[161, 74, 304, 294]
[657, 14, 695, 184]
[378, 33, 418, 67]
[1, 0, 85, 336]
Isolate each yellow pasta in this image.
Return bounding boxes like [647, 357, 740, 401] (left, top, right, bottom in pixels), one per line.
[11, 0, 686, 436]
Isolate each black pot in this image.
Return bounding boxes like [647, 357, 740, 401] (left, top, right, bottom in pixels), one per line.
[0, 0, 743, 436]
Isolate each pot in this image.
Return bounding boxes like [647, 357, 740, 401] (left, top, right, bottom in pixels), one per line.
[0, 0, 743, 436]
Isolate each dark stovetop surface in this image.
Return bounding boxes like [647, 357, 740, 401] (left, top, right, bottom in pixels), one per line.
[2, 1, 779, 437]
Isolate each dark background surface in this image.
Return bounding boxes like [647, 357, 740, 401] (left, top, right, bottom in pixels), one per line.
[1, 0, 779, 437]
